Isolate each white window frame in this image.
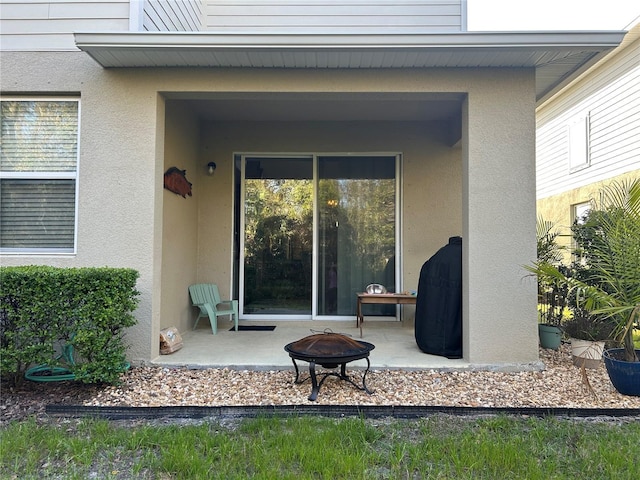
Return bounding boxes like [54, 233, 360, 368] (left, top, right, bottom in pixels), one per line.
[0, 97, 80, 255]
[236, 152, 401, 321]
[573, 201, 591, 226]
[568, 113, 590, 173]
[571, 201, 592, 265]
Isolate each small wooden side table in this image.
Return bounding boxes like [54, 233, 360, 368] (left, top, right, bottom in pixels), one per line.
[356, 293, 417, 337]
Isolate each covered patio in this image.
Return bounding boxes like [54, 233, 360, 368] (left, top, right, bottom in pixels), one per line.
[151, 320, 542, 371]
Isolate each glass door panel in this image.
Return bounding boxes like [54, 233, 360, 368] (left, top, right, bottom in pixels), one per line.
[317, 156, 397, 316]
[239, 154, 397, 318]
[242, 157, 313, 315]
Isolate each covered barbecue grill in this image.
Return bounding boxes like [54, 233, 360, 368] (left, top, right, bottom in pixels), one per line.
[414, 236, 463, 358]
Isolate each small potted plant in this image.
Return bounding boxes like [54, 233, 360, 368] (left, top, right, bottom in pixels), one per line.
[528, 179, 640, 395]
[535, 217, 567, 350]
[562, 304, 614, 369]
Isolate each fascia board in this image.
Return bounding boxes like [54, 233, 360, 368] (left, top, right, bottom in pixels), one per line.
[74, 31, 625, 50]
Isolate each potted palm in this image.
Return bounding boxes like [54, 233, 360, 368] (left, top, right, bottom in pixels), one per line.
[535, 217, 567, 349]
[561, 256, 616, 369]
[562, 305, 613, 369]
[527, 179, 640, 395]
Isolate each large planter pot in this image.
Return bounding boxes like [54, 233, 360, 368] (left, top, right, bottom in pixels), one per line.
[603, 349, 640, 396]
[538, 324, 562, 350]
[570, 339, 605, 369]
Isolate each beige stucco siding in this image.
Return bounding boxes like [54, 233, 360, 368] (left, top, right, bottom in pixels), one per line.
[464, 71, 538, 364]
[1, 51, 538, 366]
[537, 170, 640, 253]
[0, 52, 160, 362]
[160, 102, 200, 335]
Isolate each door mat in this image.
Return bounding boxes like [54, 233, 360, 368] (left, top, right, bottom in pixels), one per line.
[231, 325, 276, 332]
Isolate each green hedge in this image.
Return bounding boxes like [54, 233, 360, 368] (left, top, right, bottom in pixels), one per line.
[0, 266, 139, 386]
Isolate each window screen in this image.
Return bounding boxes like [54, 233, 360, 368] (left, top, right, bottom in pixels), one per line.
[0, 100, 79, 252]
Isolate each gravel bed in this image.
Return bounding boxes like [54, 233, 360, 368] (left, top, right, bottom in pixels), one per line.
[2, 345, 639, 424]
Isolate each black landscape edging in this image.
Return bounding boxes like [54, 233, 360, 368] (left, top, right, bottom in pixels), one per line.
[45, 404, 640, 420]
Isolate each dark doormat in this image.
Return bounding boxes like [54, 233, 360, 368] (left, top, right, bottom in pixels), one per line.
[231, 325, 276, 331]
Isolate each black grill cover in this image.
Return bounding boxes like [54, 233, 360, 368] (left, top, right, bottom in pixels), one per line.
[414, 236, 462, 358]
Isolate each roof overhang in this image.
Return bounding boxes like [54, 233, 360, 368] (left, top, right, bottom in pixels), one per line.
[74, 31, 626, 102]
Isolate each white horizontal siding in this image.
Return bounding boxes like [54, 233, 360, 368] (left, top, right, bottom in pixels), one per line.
[2, 18, 129, 34]
[143, 0, 204, 31]
[536, 33, 640, 199]
[0, 0, 130, 51]
[204, 0, 464, 34]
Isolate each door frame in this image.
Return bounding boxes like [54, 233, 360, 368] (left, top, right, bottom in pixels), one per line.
[235, 152, 402, 321]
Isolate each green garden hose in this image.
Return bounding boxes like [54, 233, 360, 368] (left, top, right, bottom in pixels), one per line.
[25, 342, 76, 382]
[25, 364, 75, 382]
[25, 341, 130, 382]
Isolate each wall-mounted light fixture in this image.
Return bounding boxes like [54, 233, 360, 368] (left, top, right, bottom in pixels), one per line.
[207, 161, 217, 176]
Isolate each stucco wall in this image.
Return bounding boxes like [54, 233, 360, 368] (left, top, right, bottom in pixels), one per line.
[463, 70, 538, 365]
[0, 51, 161, 363]
[160, 101, 200, 334]
[1, 51, 538, 366]
[537, 170, 640, 254]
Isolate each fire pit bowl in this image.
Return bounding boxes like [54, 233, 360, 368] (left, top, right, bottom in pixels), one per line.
[284, 332, 375, 401]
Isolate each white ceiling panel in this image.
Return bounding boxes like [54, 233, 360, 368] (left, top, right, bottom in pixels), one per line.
[75, 31, 626, 101]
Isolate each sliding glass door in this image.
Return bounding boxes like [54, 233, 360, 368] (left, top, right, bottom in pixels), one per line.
[317, 156, 397, 316]
[242, 156, 313, 315]
[238, 154, 397, 319]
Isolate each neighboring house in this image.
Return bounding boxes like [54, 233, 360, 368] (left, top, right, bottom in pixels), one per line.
[536, 20, 640, 251]
[0, 1, 628, 367]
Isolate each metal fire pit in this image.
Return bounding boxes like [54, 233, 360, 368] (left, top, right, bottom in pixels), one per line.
[284, 332, 375, 401]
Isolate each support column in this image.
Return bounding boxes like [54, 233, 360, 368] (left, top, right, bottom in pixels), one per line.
[462, 72, 539, 366]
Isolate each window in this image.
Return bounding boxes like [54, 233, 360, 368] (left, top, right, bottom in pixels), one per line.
[573, 201, 591, 225]
[0, 99, 79, 253]
[568, 113, 590, 172]
[572, 201, 591, 265]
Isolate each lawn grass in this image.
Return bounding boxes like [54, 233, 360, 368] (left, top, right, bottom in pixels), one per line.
[2, 414, 639, 479]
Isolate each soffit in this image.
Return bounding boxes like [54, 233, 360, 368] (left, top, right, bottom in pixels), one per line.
[166, 92, 465, 122]
[74, 31, 626, 102]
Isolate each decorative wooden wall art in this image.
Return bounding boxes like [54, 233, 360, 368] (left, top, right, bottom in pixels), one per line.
[164, 167, 193, 198]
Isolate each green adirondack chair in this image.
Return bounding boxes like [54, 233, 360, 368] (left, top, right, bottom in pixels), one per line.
[189, 284, 239, 334]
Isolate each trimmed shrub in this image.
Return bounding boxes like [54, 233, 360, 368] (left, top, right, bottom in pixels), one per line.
[0, 266, 139, 386]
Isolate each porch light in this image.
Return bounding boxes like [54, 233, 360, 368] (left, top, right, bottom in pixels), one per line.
[207, 161, 217, 176]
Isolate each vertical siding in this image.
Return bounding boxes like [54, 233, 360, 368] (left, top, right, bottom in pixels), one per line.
[0, 0, 131, 51]
[204, 0, 465, 34]
[143, 0, 204, 31]
[536, 29, 640, 200]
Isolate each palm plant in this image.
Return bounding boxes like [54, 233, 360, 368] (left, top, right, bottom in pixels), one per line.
[536, 217, 565, 265]
[535, 217, 568, 326]
[528, 179, 640, 362]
